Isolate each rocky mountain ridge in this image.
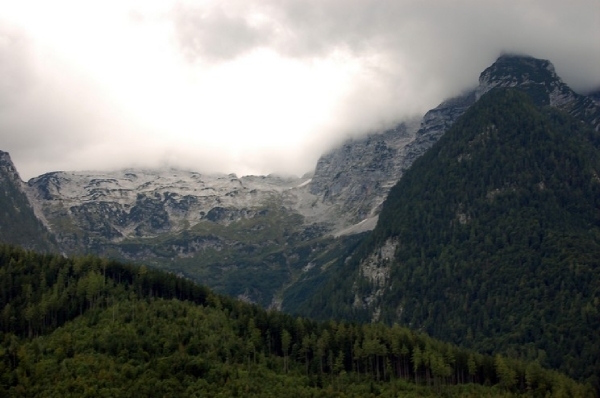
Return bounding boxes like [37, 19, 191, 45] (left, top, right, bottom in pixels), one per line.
[28, 169, 309, 235]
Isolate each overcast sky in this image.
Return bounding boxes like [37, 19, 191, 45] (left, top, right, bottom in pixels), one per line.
[1, 0, 599, 180]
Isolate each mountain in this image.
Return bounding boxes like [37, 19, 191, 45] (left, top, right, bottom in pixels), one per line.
[309, 121, 419, 228]
[1, 54, 599, 391]
[25, 169, 311, 251]
[306, 54, 600, 236]
[296, 87, 600, 386]
[281, 54, 600, 312]
[0, 244, 592, 397]
[2, 54, 599, 314]
[0, 151, 56, 252]
[23, 169, 342, 307]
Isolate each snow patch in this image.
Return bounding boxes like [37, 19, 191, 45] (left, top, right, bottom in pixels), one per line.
[294, 178, 312, 188]
[333, 216, 378, 237]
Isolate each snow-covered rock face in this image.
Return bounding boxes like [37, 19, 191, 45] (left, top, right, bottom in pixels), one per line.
[27, 169, 318, 244]
[29, 170, 302, 205]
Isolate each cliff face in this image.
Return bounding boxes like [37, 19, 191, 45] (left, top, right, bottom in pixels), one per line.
[0, 151, 21, 182]
[309, 122, 419, 225]
[0, 151, 56, 251]
[307, 86, 475, 230]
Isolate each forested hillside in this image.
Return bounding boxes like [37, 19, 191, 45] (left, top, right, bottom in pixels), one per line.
[295, 89, 600, 388]
[0, 244, 592, 397]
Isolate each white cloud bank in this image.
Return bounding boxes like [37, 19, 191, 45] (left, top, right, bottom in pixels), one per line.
[1, 0, 599, 180]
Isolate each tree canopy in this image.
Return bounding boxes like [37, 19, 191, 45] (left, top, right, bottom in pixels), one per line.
[0, 244, 592, 396]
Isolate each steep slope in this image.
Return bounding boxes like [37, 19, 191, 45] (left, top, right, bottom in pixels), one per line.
[299, 88, 600, 385]
[309, 121, 419, 227]
[0, 151, 56, 252]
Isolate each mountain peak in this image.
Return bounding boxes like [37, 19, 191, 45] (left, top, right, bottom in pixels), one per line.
[481, 54, 557, 83]
[0, 150, 22, 184]
[476, 54, 565, 105]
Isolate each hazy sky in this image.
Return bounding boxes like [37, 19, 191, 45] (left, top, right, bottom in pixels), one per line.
[1, 0, 599, 180]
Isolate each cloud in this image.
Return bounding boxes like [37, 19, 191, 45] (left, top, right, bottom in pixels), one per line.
[173, 0, 600, 92]
[174, 2, 274, 61]
[1, 0, 599, 180]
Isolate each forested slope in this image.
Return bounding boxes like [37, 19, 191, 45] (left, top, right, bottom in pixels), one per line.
[295, 89, 600, 388]
[0, 244, 592, 397]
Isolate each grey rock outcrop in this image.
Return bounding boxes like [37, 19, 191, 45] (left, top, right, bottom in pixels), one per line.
[309, 122, 419, 225]
[0, 150, 22, 184]
[0, 151, 56, 251]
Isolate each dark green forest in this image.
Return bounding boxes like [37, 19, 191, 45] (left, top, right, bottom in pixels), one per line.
[294, 89, 600, 390]
[0, 244, 592, 397]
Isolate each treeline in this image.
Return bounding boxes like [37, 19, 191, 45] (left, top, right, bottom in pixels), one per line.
[0, 244, 593, 396]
